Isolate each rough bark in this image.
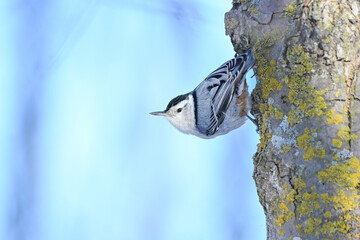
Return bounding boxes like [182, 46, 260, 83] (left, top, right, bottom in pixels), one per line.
[225, 0, 360, 239]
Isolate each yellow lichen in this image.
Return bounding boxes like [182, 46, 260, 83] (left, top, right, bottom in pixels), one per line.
[282, 182, 288, 191]
[297, 128, 325, 161]
[294, 178, 306, 193]
[297, 128, 312, 149]
[263, 78, 283, 99]
[304, 217, 322, 234]
[275, 214, 285, 227]
[335, 89, 340, 97]
[295, 65, 306, 76]
[332, 190, 359, 212]
[321, 193, 331, 204]
[318, 157, 360, 188]
[326, 109, 344, 125]
[268, 105, 275, 115]
[298, 192, 320, 215]
[332, 138, 343, 148]
[303, 147, 325, 161]
[322, 38, 331, 43]
[285, 46, 328, 128]
[282, 144, 291, 153]
[287, 109, 301, 124]
[252, 27, 360, 239]
[285, 45, 328, 125]
[284, 4, 295, 17]
[321, 221, 336, 235]
[286, 211, 295, 221]
[324, 211, 332, 218]
[275, 198, 295, 229]
[286, 45, 312, 73]
[337, 216, 351, 234]
[275, 107, 284, 120]
[337, 126, 351, 140]
[254, 30, 285, 152]
[286, 189, 296, 204]
[250, 5, 255, 14]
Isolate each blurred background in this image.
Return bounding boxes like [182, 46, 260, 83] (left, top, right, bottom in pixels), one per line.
[0, 0, 266, 239]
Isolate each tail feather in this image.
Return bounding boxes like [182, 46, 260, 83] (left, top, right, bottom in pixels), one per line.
[232, 48, 255, 76]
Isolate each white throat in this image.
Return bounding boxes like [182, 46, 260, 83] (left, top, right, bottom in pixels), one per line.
[166, 94, 197, 135]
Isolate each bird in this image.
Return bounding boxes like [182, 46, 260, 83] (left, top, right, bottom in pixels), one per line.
[150, 48, 256, 139]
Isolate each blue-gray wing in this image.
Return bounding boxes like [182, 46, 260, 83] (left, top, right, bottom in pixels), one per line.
[204, 53, 250, 136]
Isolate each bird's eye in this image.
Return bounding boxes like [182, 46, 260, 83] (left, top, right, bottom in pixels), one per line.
[177, 108, 182, 113]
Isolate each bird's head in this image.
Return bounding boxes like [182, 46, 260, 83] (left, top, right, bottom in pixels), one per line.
[150, 92, 196, 134]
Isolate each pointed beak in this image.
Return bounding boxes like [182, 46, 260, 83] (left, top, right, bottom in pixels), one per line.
[150, 111, 166, 116]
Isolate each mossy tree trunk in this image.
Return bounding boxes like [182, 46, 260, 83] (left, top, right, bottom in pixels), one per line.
[225, 0, 360, 239]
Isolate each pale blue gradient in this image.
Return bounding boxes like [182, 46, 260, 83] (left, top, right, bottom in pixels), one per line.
[0, 1, 265, 240]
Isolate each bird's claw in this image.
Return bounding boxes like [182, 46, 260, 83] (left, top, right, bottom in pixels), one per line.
[247, 114, 260, 133]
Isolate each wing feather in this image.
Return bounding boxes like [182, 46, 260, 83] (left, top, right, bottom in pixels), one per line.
[204, 57, 245, 136]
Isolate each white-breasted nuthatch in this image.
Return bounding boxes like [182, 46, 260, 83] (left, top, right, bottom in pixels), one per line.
[151, 48, 256, 139]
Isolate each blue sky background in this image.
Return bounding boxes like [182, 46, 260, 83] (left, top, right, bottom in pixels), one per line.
[0, 1, 266, 239]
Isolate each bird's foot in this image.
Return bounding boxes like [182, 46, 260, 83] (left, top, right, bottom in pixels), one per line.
[247, 114, 259, 133]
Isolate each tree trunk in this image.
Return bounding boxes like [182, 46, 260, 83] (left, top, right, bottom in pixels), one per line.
[225, 0, 360, 239]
